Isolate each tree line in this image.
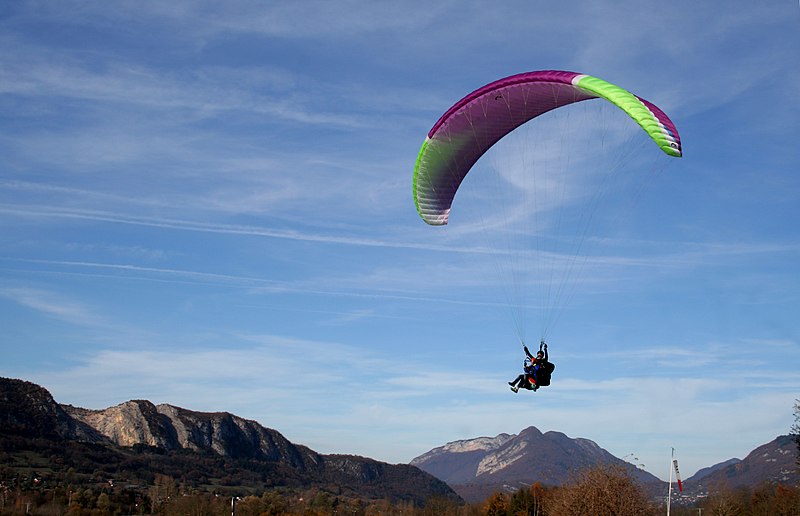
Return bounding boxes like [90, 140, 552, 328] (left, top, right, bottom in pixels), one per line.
[2, 465, 799, 516]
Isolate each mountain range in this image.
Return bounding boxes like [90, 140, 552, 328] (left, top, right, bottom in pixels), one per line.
[2, 377, 796, 506]
[411, 427, 799, 502]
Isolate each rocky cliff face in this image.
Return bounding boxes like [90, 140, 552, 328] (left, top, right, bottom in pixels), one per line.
[65, 400, 320, 468]
[410, 433, 515, 485]
[156, 404, 319, 467]
[65, 400, 178, 449]
[416, 433, 515, 457]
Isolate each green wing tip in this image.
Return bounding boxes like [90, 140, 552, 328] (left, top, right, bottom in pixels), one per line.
[575, 75, 681, 159]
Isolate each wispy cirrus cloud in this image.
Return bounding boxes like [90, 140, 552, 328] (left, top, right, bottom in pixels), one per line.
[0, 286, 105, 328]
[0, 40, 361, 128]
[3, 202, 796, 262]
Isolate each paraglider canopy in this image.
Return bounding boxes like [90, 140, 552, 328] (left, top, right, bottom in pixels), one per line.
[413, 70, 681, 226]
[412, 69, 682, 344]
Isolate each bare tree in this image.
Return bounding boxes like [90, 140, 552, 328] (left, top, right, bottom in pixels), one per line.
[544, 464, 655, 516]
[774, 484, 800, 516]
[702, 484, 744, 516]
[148, 474, 178, 513]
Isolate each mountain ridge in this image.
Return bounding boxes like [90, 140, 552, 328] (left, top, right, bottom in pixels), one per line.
[64, 400, 320, 467]
[411, 425, 665, 502]
[0, 377, 458, 505]
[686, 435, 797, 493]
[412, 428, 799, 503]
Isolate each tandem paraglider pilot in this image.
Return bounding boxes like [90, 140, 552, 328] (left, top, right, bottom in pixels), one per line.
[508, 340, 554, 393]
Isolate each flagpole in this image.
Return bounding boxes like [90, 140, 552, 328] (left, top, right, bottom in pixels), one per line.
[667, 447, 674, 516]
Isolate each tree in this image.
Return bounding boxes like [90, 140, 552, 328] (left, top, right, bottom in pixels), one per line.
[773, 484, 800, 516]
[148, 474, 177, 512]
[96, 492, 111, 513]
[483, 492, 509, 516]
[507, 483, 547, 516]
[702, 484, 745, 516]
[545, 465, 655, 516]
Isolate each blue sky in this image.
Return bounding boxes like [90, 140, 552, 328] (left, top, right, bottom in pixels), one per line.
[1, 1, 799, 481]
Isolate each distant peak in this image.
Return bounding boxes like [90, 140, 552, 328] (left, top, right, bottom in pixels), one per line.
[411, 433, 516, 465]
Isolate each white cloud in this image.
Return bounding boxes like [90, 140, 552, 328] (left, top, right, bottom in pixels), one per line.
[0, 286, 106, 328]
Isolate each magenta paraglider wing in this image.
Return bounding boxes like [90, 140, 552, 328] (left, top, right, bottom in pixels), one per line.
[412, 70, 682, 225]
